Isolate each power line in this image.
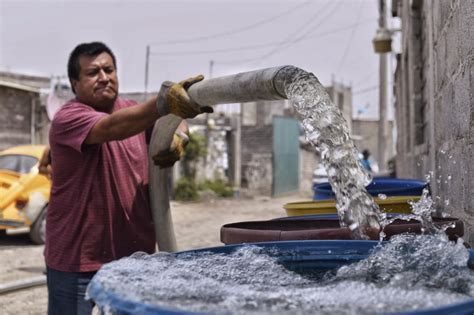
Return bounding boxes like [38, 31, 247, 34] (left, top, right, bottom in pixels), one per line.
[214, 19, 372, 65]
[148, 1, 313, 46]
[149, 19, 372, 57]
[336, 1, 364, 73]
[251, 1, 343, 66]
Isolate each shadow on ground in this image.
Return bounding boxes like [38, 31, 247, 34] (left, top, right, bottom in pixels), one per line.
[0, 232, 37, 248]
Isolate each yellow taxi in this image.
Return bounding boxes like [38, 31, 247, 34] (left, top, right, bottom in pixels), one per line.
[0, 145, 50, 244]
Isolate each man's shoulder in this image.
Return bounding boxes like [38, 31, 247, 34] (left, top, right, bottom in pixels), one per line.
[53, 99, 93, 118]
[116, 96, 138, 108]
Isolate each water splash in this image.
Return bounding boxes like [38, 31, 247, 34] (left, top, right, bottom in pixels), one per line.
[376, 189, 441, 240]
[281, 68, 381, 238]
[89, 235, 474, 314]
[333, 234, 473, 295]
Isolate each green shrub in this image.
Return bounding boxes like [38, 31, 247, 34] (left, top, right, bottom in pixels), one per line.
[199, 179, 234, 198]
[174, 177, 199, 201]
[182, 132, 207, 179]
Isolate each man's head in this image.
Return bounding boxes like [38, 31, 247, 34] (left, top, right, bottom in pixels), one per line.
[67, 42, 118, 112]
[362, 149, 370, 159]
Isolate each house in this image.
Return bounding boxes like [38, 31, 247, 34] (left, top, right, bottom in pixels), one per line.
[0, 72, 50, 150]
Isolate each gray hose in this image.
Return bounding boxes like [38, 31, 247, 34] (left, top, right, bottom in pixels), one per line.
[187, 65, 296, 106]
[149, 115, 182, 252]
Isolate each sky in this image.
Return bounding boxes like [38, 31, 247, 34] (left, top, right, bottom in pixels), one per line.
[0, 0, 400, 119]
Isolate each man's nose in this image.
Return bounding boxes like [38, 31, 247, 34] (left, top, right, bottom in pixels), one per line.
[98, 69, 109, 81]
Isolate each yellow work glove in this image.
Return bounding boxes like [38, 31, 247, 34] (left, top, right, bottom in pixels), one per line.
[152, 130, 189, 168]
[156, 75, 213, 119]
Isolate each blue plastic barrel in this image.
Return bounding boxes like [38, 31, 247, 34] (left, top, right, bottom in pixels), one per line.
[88, 240, 474, 315]
[313, 178, 428, 200]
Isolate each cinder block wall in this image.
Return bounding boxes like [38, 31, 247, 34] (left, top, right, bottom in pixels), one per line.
[395, 0, 473, 243]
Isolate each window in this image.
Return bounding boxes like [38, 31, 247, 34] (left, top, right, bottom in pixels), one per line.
[0, 155, 38, 174]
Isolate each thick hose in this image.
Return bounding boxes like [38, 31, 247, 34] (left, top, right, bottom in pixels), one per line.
[149, 115, 182, 252]
[187, 65, 296, 106]
[150, 66, 299, 252]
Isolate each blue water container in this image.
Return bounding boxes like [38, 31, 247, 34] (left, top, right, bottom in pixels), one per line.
[313, 178, 428, 200]
[88, 240, 474, 315]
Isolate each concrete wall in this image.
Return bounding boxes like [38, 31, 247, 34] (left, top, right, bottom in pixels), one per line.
[393, 0, 473, 243]
[240, 125, 273, 195]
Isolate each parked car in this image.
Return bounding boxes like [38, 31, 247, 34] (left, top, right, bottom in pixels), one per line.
[0, 145, 50, 244]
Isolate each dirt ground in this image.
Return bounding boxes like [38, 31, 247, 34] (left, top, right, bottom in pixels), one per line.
[0, 193, 306, 314]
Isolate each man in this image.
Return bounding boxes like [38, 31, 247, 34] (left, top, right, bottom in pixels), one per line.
[361, 149, 372, 172]
[45, 42, 212, 315]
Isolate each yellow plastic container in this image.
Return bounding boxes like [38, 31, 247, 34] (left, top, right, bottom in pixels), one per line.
[284, 196, 421, 216]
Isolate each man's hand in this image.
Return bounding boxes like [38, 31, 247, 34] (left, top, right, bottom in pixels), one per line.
[39, 146, 52, 179]
[156, 75, 213, 119]
[152, 121, 189, 168]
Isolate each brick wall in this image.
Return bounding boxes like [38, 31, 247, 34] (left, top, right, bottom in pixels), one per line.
[394, 0, 473, 243]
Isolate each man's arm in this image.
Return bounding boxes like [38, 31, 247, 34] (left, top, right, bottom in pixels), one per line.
[85, 75, 213, 145]
[38, 146, 52, 178]
[84, 96, 159, 144]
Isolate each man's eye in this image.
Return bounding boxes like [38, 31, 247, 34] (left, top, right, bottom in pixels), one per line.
[105, 67, 115, 74]
[87, 70, 98, 76]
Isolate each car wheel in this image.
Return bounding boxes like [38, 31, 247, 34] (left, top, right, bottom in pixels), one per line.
[30, 205, 47, 245]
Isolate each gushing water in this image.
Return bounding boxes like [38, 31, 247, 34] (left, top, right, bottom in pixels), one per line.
[281, 68, 382, 238]
[88, 234, 473, 314]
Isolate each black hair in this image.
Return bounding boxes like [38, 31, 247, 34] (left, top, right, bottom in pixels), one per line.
[67, 42, 117, 93]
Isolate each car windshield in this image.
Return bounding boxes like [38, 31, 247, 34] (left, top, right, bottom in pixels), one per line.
[0, 154, 38, 174]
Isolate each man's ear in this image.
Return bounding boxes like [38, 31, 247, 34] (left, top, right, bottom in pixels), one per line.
[71, 79, 78, 94]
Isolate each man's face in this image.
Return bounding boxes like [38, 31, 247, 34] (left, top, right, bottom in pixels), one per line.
[72, 52, 119, 112]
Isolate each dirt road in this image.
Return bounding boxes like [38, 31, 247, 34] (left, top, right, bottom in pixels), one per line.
[0, 193, 305, 314]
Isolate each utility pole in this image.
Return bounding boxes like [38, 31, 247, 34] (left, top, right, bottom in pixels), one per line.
[144, 45, 150, 101]
[209, 59, 214, 79]
[205, 60, 214, 137]
[377, 0, 387, 172]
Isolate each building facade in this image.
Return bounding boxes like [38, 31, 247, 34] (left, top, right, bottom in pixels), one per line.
[392, 0, 473, 242]
[0, 72, 50, 150]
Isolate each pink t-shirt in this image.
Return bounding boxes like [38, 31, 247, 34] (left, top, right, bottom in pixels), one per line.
[45, 97, 155, 272]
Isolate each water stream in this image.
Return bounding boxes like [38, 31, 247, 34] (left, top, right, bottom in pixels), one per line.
[280, 68, 382, 238]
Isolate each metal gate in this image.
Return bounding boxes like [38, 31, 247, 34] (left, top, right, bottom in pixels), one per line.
[272, 116, 299, 195]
